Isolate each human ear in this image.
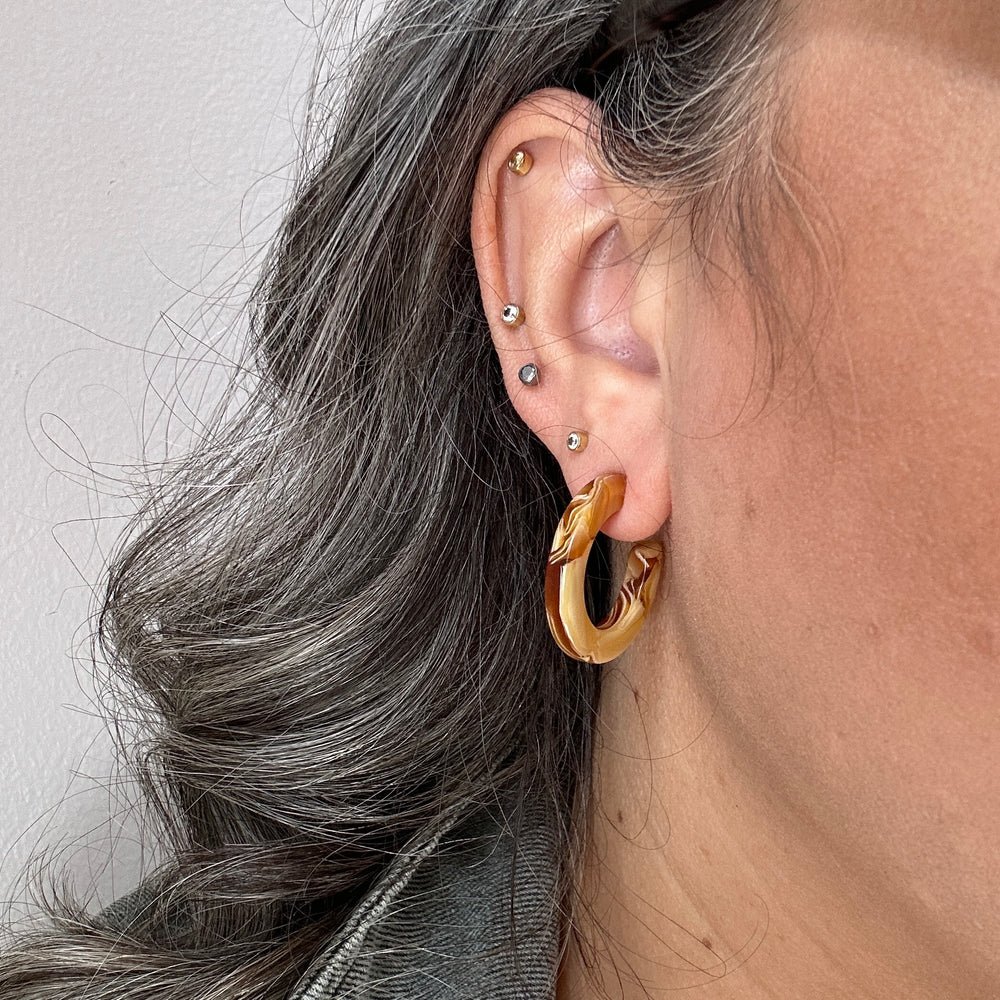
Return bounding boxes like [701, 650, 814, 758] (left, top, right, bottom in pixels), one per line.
[471, 88, 671, 541]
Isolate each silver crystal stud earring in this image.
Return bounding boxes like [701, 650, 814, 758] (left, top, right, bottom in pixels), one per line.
[501, 303, 525, 327]
[518, 363, 539, 387]
[566, 431, 588, 453]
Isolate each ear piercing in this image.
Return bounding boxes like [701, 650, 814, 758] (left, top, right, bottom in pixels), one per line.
[501, 306, 536, 384]
[518, 363, 539, 387]
[567, 431, 588, 453]
[546, 474, 664, 663]
[507, 149, 533, 175]
[503, 152, 533, 367]
[501, 303, 525, 327]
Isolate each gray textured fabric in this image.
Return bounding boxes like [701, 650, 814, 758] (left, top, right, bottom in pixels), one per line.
[289, 798, 561, 999]
[99, 798, 559, 998]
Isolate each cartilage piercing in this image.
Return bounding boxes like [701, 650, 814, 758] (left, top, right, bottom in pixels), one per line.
[507, 149, 533, 175]
[501, 303, 525, 327]
[518, 363, 539, 387]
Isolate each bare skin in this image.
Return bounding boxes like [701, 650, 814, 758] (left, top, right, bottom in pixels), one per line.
[473, 1, 1000, 996]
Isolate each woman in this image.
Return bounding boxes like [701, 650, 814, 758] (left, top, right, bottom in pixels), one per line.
[3, 0, 997, 996]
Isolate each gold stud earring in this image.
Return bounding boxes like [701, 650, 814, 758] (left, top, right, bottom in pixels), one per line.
[566, 431, 588, 453]
[507, 149, 533, 175]
[501, 303, 525, 327]
[545, 474, 663, 663]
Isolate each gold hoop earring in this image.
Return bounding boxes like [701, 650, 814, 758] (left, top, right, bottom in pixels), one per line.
[545, 474, 663, 664]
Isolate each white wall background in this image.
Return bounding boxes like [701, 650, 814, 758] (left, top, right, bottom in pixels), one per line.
[0, 1, 324, 911]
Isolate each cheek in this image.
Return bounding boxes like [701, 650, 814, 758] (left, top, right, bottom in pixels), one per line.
[666, 24, 1000, 732]
[665, 241, 1000, 946]
[660, 34, 1000, 941]
[672, 300, 1000, 692]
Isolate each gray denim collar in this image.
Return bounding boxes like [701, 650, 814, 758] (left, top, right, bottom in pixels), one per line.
[289, 795, 561, 999]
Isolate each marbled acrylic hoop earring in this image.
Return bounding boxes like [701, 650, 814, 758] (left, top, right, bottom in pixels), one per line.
[545, 474, 663, 664]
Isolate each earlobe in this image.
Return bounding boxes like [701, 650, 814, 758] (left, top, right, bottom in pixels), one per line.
[471, 88, 672, 541]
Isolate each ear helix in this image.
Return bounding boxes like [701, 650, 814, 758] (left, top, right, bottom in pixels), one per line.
[504, 147, 536, 377]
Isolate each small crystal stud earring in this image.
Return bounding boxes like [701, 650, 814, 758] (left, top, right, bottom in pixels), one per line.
[566, 431, 588, 453]
[507, 149, 533, 175]
[518, 363, 539, 387]
[501, 303, 525, 327]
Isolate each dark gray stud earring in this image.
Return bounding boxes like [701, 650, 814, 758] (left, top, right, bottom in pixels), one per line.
[518, 363, 539, 387]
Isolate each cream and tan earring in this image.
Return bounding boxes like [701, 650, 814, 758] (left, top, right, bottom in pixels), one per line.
[507, 149, 533, 175]
[545, 474, 663, 664]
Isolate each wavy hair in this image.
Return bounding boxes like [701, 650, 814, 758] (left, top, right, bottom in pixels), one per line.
[1, 0, 781, 996]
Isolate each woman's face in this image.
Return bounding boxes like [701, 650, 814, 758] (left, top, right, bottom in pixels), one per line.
[649, 0, 999, 978]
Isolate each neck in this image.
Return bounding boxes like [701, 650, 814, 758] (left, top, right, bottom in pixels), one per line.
[557, 610, 974, 1000]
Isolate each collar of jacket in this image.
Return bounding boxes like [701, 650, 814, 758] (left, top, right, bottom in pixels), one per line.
[289, 793, 562, 1000]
